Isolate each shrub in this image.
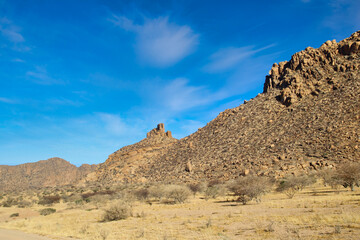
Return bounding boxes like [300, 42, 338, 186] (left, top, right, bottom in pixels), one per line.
[335, 163, 360, 191]
[148, 185, 166, 200]
[39, 208, 56, 216]
[204, 186, 222, 200]
[276, 174, 316, 198]
[38, 195, 61, 205]
[10, 213, 19, 217]
[164, 185, 191, 204]
[1, 197, 17, 207]
[187, 182, 206, 197]
[228, 176, 272, 205]
[102, 202, 132, 222]
[134, 188, 149, 201]
[318, 169, 342, 189]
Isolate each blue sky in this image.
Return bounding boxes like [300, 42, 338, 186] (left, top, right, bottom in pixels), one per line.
[0, 0, 359, 166]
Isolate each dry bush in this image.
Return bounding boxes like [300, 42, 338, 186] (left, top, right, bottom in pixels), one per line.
[276, 174, 316, 198]
[164, 185, 191, 204]
[318, 169, 342, 189]
[204, 183, 226, 200]
[17, 200, 32, 208]
[227, 176, 272, 205]
[335, 163, 360, 191]
[102, 202, 132, 222]
[38, 195, 61, 205]
[1, 197, 18, 207]
[134, 188, 149, 201]
[148, 185, 166, 201]
[187, 182, 206, 197]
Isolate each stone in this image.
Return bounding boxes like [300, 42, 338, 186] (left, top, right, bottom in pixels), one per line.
[185, 161, 192, 173]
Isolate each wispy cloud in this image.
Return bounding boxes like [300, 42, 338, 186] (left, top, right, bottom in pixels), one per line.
[48, 98, 82, 107]
[144, 78, 213, 113]
[0, 18, 24, 43]
[11, 58, 25, 63]
[323, 0, 360, 30]
[110, 15, 199, 67]
[26, 66, 64, 85]
[0, 17, 30, 52]
[204, 44, 275, 73]
[0, 97, 17, 104]
[97, 113, 128, 136]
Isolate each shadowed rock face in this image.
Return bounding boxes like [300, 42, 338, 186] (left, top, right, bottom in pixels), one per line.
[0, 158, 96, 191]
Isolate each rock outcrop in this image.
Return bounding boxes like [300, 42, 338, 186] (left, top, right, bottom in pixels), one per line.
[264, 31, 360, 106]
[86, 123, 178, 183]
[0, 158, 96, 191]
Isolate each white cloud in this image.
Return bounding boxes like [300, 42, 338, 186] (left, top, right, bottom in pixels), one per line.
[26, 66, 63, 85]
[148, 78, 213, 112]
[110, 15, 199, 67]
[204, 44, 275, 73]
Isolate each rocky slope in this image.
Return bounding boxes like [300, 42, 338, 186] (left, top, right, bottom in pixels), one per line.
[85, 123, 178, 184]
[0, 158, 96, 191]
[87, 31, 359, 184]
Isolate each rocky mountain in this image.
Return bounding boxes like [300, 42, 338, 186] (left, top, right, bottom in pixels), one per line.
[85, 123, 178, 184]
[88, 31, 359, 184]
[0, 158, 96, 191]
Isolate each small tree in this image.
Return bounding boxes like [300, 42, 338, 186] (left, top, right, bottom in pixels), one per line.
[276, 174, 316, 198]
[318, 169, 342, 189]
[336, 163, 360, 191]
[228, 176, 272, 204]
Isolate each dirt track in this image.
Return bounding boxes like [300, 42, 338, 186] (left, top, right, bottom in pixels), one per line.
[0, 228, 54, 240]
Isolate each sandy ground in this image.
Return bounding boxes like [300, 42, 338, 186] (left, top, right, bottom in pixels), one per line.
[0, 228, 53, 240]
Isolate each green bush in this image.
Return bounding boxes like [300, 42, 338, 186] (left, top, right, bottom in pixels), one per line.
[10, 213, 19, 217]
[39, 208, 56, 216]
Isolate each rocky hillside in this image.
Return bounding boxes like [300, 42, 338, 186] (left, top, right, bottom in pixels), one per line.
[86, 31, 359, 184]
[86, 123, 178, 184]
[142, 31, 359, 183]
[0, 158, 96, 191]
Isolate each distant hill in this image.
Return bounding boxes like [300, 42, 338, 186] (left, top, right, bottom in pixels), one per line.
[0, 158, 96, 191]
[88, 31, 360, 184]
[86, 123, 178, 184]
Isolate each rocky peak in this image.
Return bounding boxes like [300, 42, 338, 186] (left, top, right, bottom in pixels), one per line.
[264, 31, 360, 106]
[146, 123, 173, 138]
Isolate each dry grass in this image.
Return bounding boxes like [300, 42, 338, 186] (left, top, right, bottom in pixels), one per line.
[0, 182, 359, 240]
